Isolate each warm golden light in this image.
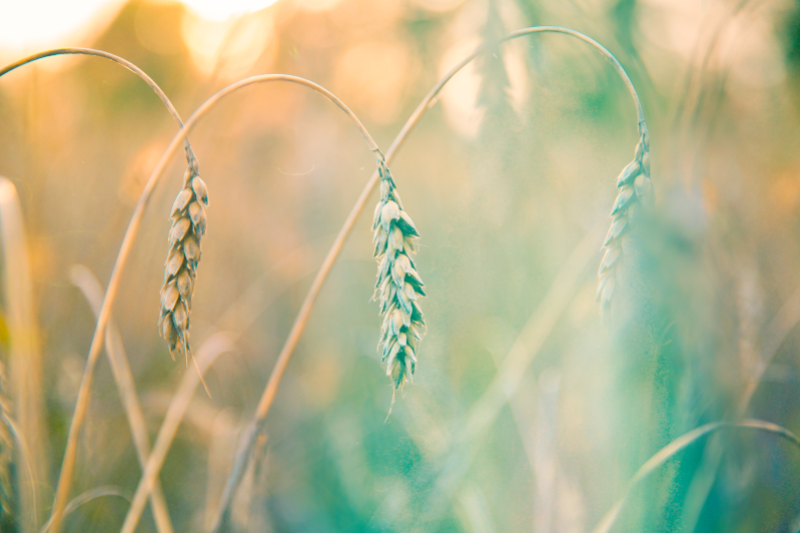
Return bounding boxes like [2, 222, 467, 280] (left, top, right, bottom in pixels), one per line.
[180, 0, 280, 22]
[0, 0, 123, 54]
[0, 0, 280, 57]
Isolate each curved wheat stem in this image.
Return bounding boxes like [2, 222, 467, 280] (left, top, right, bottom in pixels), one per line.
[207, 25, 648, 532]
[38, 486, 131, 533]
[0, 48, 198, 163]
[590, 419, 800, 533]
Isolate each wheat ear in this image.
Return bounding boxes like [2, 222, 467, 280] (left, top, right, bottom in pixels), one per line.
[598, 124, 652, 312]
[159, 149, 209, 364]
[371, 153, 426, 390]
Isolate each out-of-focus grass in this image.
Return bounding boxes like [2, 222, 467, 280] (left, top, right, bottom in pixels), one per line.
[2, 0, 800, 531]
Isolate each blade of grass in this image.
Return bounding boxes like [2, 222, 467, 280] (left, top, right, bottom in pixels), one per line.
[69, 265, 175, 533]
[679, 282, 800, 532]
[38, 486, 131, 533]
[209, 25, 647, 532]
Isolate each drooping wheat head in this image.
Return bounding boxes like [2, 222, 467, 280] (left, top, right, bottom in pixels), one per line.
[372, 152, 426, 390]
[598, 125, 652, 313]
[159, 149, 208, 362]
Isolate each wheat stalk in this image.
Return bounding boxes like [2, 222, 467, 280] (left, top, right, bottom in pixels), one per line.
[372, 153, 426, 391]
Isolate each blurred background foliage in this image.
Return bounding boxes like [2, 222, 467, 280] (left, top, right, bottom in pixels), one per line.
[2, 0, 800, 531]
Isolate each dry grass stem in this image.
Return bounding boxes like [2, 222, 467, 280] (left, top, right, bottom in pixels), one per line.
[0, 49, 190, 146]
[38, 486, 131, 533]
[70, 265, 175, 533]
[372, 153, 426, 391]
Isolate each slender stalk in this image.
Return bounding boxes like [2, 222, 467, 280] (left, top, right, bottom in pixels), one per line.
[208, 25, 647, 532]
[32, 73, 378, 533]
[38, 486, 131, 533]
[0, 48, 198, 162]
[590, 419, 800, 533]
[0, 48, 178, 114]
[70, 266, 175, 533]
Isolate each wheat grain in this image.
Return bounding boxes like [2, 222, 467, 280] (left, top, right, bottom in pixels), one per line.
[598, 125, 652, 313]
[159, 149, 209, 363]
[372, 152, 426, 390]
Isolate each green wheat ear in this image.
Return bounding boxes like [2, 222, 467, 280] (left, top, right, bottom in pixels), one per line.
[598, 125, 653, 314]
[371, 152, 426, 391]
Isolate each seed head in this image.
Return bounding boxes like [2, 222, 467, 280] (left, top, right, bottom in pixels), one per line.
[159, 154, 208, 362]
[372, 153, 425, 390]
[598, 125, 653, 314]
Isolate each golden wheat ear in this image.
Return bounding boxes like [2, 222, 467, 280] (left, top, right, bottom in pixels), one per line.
[158, 151, 209, 363]
[371, 152, 426, 391]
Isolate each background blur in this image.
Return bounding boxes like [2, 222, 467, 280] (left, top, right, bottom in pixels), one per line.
[2, 0, 800, 531]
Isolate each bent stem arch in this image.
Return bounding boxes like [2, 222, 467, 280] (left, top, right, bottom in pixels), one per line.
[0, 48, 198, 163]
[0, 49, 195, 533]
[590, 419, 800, 533]
[42, 74, 379, 533]
[207, 25, 648, 532]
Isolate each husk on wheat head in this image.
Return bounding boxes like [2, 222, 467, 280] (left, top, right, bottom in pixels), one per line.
[598, 125, 652, 314]
[158, 150, 208, 362]
[372, 152, 426, 390]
